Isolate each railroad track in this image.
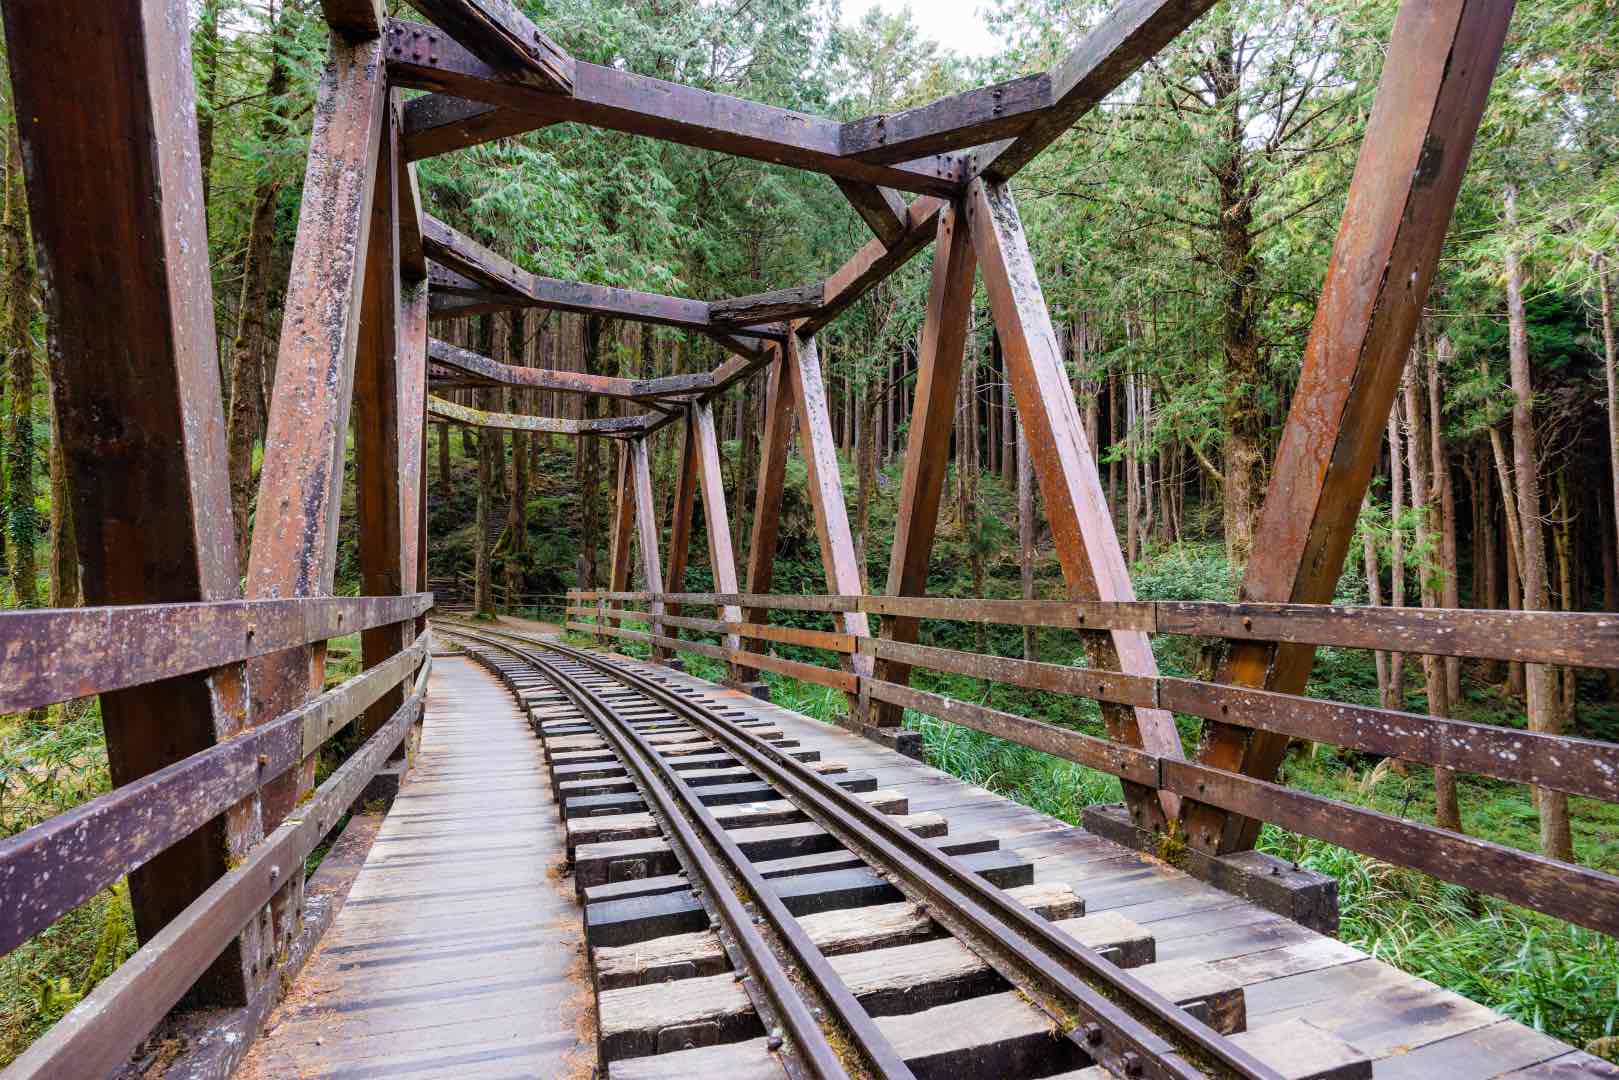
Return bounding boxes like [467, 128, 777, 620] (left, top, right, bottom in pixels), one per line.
[436, 622, 1370, 1080]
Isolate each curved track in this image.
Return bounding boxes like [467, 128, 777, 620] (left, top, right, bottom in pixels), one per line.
[438, 621, 1285, 1080]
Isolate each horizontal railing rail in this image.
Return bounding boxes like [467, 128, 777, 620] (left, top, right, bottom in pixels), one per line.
[565, 589, 1619, 938]
[0, 593, 433, 715]
[8, 654, 432, 1079]
[0, 596, 434, 1079]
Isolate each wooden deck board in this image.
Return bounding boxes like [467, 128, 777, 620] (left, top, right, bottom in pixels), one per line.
[236, 656, 592, 1080]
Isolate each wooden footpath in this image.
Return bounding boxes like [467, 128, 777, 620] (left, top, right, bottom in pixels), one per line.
[236, 655, 592, 1079]
[237, 647, 1612, 1078]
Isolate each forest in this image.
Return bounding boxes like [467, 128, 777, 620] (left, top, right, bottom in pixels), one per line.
[1, 0, 1618, 1067]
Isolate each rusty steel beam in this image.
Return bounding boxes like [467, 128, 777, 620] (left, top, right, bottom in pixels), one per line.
[245, 28, 389, 957]
[400, 95, 557, 160]
[871, 197, 976, 730]
[321, 0, 384, 39]
[787, 334, 873, 685]
[0, 0, 263, 1003]
[738, 348, 794, 678]
[970, 177, 1182, 827]
[405, 0, 573, 93]
[424, 217, 787, 344]
[693, 400, 746, 678]
[1181, 0, 1517, 855]
[975, 0, 1221, 182]
[663, 413, 700, 639]
[355, 100, 410, 747]
[428, 394, 654, 434]
[390, 20, 965, 195]
[833, 179, 909, 247]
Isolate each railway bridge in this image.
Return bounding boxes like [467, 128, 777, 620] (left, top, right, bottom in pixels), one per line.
[1, 0, 1615, 1077]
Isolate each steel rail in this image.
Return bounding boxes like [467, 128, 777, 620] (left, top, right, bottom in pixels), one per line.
[501, 628, 1283, 1080]
[440, 626, 914, 1080]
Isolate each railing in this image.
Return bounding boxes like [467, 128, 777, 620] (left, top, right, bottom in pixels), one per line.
[567, 589, 1619, 938]
[0, 592, 433, 1077]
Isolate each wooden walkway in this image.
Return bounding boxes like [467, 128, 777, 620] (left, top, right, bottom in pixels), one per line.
[237, 647, 1613, 1079]
[237, 655, 591, 1080]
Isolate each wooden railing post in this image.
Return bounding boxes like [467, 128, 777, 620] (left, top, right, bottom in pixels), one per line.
[0, 0, 265, 1005]
[245, 25, 388, 954]
[1179, 0, 1515, 856]
[869, 198, 976, 730]
[969, 178, 1182, 830]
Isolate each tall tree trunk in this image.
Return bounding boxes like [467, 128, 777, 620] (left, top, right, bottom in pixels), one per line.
[1489, 421, 1527, 694]
[1404, 338, 1460, 831]
[1125, 367, 1140, 563]
[194, 0, 222, 217]
[1362, 491, 1389, 698]
[1553, 469, 1577, 729]
[856, 388, 875, 588]
[1210, 27, 1265, 572]
[1018, 413, 1036, 661]
[1602, 256, 1618, 602]
[1384, 392, 1406, 711]
[1505, 185, 1571, 861]
[1430, 336, 1461, 702]
[225, 6, 293, 565]
[3, 125, 38, 611]
[437, 423, 451, 497]
[506, 314, 530, 609]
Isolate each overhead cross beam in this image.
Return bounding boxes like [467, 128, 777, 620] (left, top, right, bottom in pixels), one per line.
[404, 0, 572, 93]
[428, 394, 655, 435]
[390, 20, 966, 195]
[423, 217, 785, 357]
[428, 337, 714, 400]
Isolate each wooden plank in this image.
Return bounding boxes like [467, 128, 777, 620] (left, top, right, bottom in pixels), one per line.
[693, 401, 746, 674]
[403, 0, 572, 92]
[874, 991, 1085, 1079]
[710, 283, 826, 326]
[0, 594, 428, 716]
[976, 0, 1222, 182]
[390, 21, 964, 195]
[0, 0, 258, 1004]
[664, 413, 700, 635]
[871, 198, 975, 725]
[428, 394, 654, 434]
[865, 638, 1157, 708]
[970, 176, 1180, 827]
[787, 334, 872, 675]
[865, 679, 1160, 787]
[5, 664, 427, 1080]
[355, 95, 408, 743]
[834, 179, 908, 247]
[594, 882, 1080, 989]
[1183, 0, 1515, 855]
[0, 640, 425, 956]
[739, 351, 793, 674]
